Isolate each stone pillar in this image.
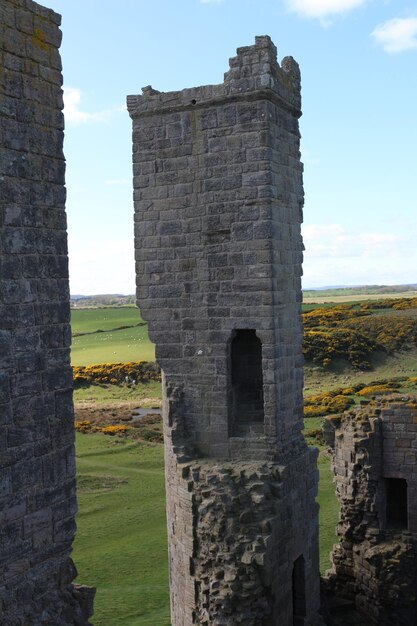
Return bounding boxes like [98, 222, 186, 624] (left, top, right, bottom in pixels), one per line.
[128, 36, 320, 625]
[0, 1, 94, 623]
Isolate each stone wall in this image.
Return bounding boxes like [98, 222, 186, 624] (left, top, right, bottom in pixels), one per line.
[325, 395, 417, 625]
[0, 1, 93, 623]
[129, 36, 320, 625]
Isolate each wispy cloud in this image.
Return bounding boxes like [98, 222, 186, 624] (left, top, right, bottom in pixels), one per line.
[303, 223, 399, 258]
[371, 17, 417, 53]
[63, 87, 120, 125]
[68, 236, 135, 294]
[301, 222, 417, 288]
[285, 0, 367, 22]
[200, 0, 224, 4]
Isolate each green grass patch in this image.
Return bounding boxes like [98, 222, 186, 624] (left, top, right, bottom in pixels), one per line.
[71, 325, 155, 366]
[74, 381, 162, 404]
[71, 306, 144, 334]
[317, 453, 339, 573]
[74, 432, 340, 623]
[74, 433, 170, 626]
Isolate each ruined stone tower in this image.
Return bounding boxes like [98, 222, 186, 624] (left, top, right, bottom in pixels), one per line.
[0, 1, 93, 623]
[324, 396, 417, 625]
[128, 37, 320, 625]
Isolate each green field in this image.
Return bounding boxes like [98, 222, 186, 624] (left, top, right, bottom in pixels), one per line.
[71, 326, 155, 365]
[74, 434, 170, 626]
[71, 306, 144, 334]
[74, 433, 338, 626]
[71, 307, 155, 365]
[71, 296, 417, 624]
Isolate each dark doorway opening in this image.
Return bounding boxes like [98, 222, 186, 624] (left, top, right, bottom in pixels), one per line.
[228, 329, 264, 436]
[292, 555, 306, 626]
[385, 477, 408, 529]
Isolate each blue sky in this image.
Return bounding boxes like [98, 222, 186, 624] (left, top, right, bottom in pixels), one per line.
[45, 0, 417, 293]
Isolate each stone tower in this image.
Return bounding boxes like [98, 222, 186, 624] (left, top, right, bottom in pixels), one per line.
[0, 1, 93, 623]
[128, 36, 320, 625]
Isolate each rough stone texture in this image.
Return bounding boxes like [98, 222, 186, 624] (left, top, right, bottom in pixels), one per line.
[129, 36, 320, 625]
[0, 1, 94, 624]
[325, 395, 417, 625]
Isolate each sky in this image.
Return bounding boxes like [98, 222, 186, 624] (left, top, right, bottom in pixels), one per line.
[45, 0, 417, 293]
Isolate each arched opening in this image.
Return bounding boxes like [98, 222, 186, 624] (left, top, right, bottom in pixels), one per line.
[228, 329, 264, 436]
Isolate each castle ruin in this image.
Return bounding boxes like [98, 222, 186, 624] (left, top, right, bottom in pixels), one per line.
[324, 395, 417, 625]
[0, 1, 93, 624]
[3, 1, 417, 625]
[127, 36, 321, 625]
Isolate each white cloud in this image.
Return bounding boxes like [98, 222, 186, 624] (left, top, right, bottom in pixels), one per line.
[303, 223, 398, 258]
[63, 87, 119, 125]
[68, 236, 135, 295]
[302, 223, 417, 288]
[200, 0, 224, 3]
[285, 0, 367, 20]
[371, 17, 417, 53]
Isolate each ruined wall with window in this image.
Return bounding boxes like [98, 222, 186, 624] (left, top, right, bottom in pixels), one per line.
[128, 36, 320, 625]
[0, 1, 93, 623]
[324, 395, 417, 626]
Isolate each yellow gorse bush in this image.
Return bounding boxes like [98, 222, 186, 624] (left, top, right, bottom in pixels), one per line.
[72, 361, 161, 387]
[304, 390, 354, 418]
[100, 425, 129, 435]
[302, 300, 417, 370]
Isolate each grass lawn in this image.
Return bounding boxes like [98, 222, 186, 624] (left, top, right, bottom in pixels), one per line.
[74, 433, 170, 626]
[74, 432, 339, 625]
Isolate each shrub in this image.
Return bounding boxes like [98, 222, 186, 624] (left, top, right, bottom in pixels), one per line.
[75, 420, 92, 433]
[100, 425, 128, 436]
[303, 328, 376, 370]
[357, 384, 399, 396]
[304, 392, 354, 417]
[72, 361, 161, 387]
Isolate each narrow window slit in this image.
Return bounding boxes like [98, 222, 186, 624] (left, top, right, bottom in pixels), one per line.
[385, 477, 408, 529]
[228, 329, 264, 436]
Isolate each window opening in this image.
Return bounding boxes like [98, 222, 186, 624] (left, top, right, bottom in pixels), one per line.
[228, 329, 264, 436]
[385, 477, 408, 529]
[292, 555, 306, 626]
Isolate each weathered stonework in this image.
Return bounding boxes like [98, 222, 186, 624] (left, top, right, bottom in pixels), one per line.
[129, 37, 320, 625]
[325, 395, 417, 625]
[0, 1, 93, 623]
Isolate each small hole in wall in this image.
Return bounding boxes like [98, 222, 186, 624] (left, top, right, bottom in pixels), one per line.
[191, 99, 197, 105]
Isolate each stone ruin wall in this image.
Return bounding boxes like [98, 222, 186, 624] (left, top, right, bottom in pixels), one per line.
[0, 1, 93, 624]
[129, 37, 321, 625]
[324, 395, 417, 626]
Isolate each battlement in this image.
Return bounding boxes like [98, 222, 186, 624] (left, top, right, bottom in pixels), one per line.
[127, 36, 301, 119]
